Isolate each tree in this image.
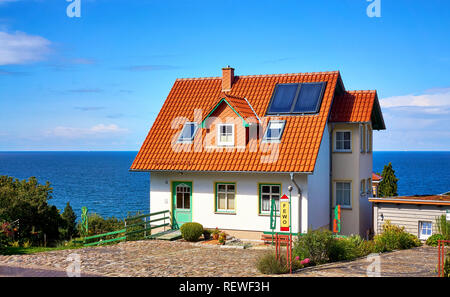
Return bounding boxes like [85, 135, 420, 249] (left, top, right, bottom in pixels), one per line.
[378, 162, 399, 197]
[0, 175, 63, 244]
[61, 202, 78, 240]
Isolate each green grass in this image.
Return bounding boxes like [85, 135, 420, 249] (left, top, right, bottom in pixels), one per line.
[0, 245, 84, 255]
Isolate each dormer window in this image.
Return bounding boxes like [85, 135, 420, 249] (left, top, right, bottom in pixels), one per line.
[263, 120, 286, 142]
[177, 122, 198, 143]
[217, 124, 234, 146]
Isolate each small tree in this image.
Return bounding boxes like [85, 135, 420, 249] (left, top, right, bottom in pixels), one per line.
[61, 202, 78, 240]
[378, 162, 399, 197]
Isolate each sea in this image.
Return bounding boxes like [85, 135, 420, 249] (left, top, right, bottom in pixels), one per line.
[0, 151, 449, 219]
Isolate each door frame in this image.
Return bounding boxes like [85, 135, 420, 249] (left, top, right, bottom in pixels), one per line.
[171, 180, 193, 228]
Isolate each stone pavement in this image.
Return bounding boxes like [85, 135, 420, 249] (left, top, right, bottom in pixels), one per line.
[0, 240, 439, 277]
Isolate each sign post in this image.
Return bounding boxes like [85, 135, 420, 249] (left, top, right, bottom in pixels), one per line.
[333, 205, 341, 234]
[280, 194, 290, 232]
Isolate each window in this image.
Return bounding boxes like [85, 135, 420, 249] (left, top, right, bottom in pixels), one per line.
[335, 131, 351, 152]
[259, 184, 281, 214]
[263, 120, 286, 142]
[178, 122, 198, 143]
[360, 179, 366, 195]
[217, 124, 234, 146]
[366, 126, 372, 153]
[176, 184, 191, 209]
[367, 178, 372, 195]
[266, 82, 326, 115]
[336, 182, 352, 208]
[216, 183, 235, 212]
[419, 221, 432, 239]
[360, 125, 365, 153]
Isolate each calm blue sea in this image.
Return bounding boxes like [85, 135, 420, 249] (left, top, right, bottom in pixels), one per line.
[0, 151, 449, 219]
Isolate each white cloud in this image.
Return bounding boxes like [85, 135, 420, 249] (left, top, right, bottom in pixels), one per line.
[47, 124, 128, 139]
[0, 31, 51, 65]
[380, 88, 450, 109]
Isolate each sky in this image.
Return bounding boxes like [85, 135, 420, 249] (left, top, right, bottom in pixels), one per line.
[0, 0, 449, 151]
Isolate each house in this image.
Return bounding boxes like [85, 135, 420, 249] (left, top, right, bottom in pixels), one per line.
[130, 67, 386, 239]
[370, 194, 450, 240]
[372, 172, 382, 197]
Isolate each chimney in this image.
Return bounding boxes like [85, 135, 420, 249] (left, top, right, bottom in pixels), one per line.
[222, 66, 234, 92]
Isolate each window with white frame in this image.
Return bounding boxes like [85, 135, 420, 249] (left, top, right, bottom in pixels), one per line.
[336, 182, 352, 208]
[335, 131, 351, 152]
[263, 120, 286, 142]
[177, 122, 198, 143]
[259, 184, 281, 214]
[360, 125, 365, 153]
[419, 221, 432, 239]
[216, 183, 235, 212]
[217, 124, 234, 146]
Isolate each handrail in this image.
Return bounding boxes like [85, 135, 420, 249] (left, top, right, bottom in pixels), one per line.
[81, 209, 171, 246]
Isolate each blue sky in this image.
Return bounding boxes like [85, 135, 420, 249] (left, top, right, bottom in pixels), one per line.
[0, 0, 449, 151]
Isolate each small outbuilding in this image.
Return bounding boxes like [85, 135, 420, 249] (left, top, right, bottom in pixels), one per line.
[370, 194, 450, 240]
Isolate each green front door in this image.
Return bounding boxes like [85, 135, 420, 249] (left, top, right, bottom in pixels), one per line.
[172, 181, 192, 229]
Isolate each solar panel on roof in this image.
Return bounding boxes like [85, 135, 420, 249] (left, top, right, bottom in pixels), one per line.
[266, 82, 326, 115]
[292, 82, 326, 113]
[267, 84, 298, 114]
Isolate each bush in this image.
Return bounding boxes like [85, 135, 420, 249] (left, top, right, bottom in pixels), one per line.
[373, 221, 421, 252]
[426, 234, 446, 246]
[328, 237, 359, 262]
[293, 229, 334, 265]
[436, 215, 450, 240]
[203, 229, 211, 240]
[180, 222, 204, 242]
[256, 253, 289, 274]
[79, 213, 125, 236]
[444, 253, 450, 278]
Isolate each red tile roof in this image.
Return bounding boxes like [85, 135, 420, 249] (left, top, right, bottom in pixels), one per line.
[330, 90, 385, 129]
[372, 173, 382, 182]
[369, 195, 450, 206]
[130, 70, 376, 173]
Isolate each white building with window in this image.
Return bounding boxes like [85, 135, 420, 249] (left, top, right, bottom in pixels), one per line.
[131, 67, 386, 239]
[370, 195, 450, 240]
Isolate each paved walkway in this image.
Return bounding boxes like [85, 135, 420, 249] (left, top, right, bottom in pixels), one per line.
[0, 241, 439, 277]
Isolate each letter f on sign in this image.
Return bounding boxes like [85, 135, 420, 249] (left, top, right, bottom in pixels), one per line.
[66, 0, 81, 18]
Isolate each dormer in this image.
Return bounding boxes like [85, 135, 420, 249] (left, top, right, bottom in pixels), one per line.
[201, 95, 260, 148]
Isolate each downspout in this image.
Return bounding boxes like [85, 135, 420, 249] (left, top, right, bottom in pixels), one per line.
[290, 172, 302, 233]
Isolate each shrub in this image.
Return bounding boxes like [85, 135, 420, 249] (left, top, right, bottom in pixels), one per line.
[444, 253, 450, 278]
[436, 215, 450, 240]
[426, 234, 446, 246]
[356, 240, 376, 257]
[293, 229, 334, 265]
[180, 222, 204, 242]
[374, 221, 421, 252]
[328, 237, 359, 262]
[79, 213, 125, 236]
[256, 253, 288, 274]
[61, 202, 78, 240]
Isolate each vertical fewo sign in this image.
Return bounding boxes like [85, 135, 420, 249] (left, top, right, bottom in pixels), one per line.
[280, 194, 290, 232]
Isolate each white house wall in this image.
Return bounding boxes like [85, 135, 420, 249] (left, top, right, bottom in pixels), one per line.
[307, 123, 331, 231]
[149, 171, 308, 233]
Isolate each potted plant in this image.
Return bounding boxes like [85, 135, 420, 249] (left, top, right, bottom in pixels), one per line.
[218, 232, 227, 245]
[212, 228, 220, 240]
[203, 229, 211, 240]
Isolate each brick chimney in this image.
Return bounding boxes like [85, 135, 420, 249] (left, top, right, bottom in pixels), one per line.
[222, 66, 234, 92]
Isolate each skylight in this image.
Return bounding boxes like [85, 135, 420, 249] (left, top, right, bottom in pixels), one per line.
[263, 120, 286, 142]
[266, 82, 326, 115]
[177, 122, 198, 142]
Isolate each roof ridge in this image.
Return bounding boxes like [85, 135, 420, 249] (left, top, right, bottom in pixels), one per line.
[346, 90, 377, 93]
[175, 70, 340, 81]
